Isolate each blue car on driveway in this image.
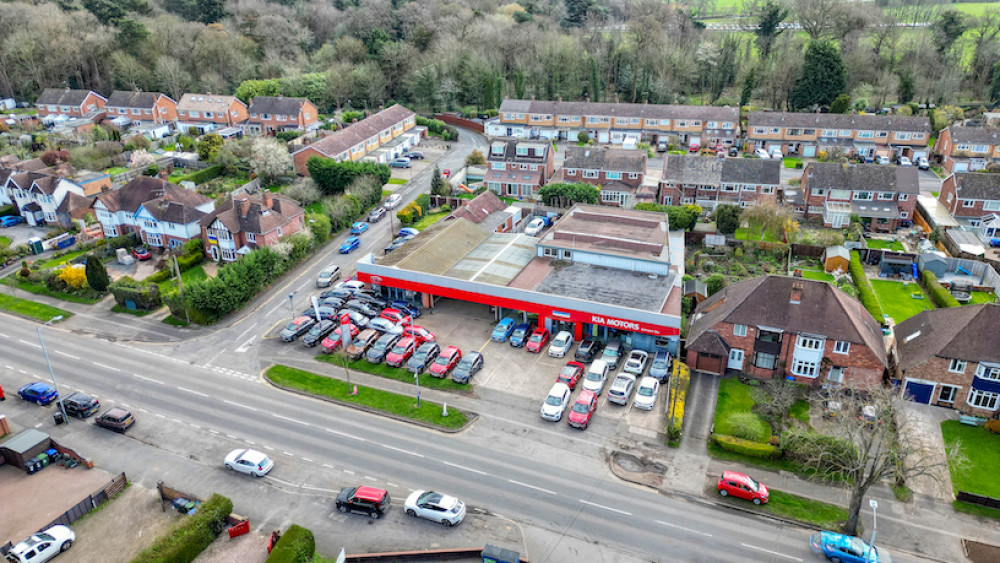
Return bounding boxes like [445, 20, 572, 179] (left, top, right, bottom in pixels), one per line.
[1, 215, 25, 227]
[509, 323, 533, 347]
[809, 531, 890, 563]
[18, 381, 58, 405]
[340, 236, 361, 254]
[350, 221, 370, 235]
[491, 318, 516, 342]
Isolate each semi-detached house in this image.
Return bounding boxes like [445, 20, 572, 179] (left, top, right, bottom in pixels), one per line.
[104, 91, 178, 125]
[92, 176, 213, 249]
[560, 146, 647, 207]
[933, 126, 1000, 173]
[1, 171, 86, 227]
[200, 190, 305, 262]
[658, 155, 780, 210]
[176, 93, 248, 133]
[938, 172, 1000, 238]
[35, 88, 106, 118]
[246, 96, 318, 136]
[801, 162, 918, 232]
[291, 104, 418, 175]
[747, 112, 931, 160]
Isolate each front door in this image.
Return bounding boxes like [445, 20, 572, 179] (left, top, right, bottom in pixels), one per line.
[727, 349, 745, 370]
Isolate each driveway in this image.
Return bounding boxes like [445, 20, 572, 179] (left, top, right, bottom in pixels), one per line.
[1, 222, 50, 247]
[897, 401, 956, 501]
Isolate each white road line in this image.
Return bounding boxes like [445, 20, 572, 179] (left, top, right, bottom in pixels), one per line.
[269, 305, 283, 316]
[155, 413, 166, 419]
[208, 429, 219, 434]
[442, 461, 487, 476]
[323, 428, 366, 441]
[655, 520, 712, 537]
[171, 418, 182, 424]
[387, 482, 400, 488]
[322, 463, 334, 469]
[55, 351, 80, 360]
[343, 470, 355, 475]
[507, 480, 558, 495]
[302, 457, 314, 463]
[579, 500, 631, 516]
[236, 322, 259, 341]
[134, 374, 164, 385]
[223, 400, 259, 412]
[235, 338, 255, 353]
[92, 362, 121, 372]
[739, 544, 802, 562]
[226, 434, 239, 440]
[0, 333, 8, 337]
[272, 413, 309, 426]
[19, 339, 41, 349]
[380, 444, 424, 457]
[177, 387, 209, 398]
[283, 451, 294, 457]
[190, 424, 201, 429]
[263, 445, 274, 451]
[245, 440, 255, 445]
[363, 475, 376, 481]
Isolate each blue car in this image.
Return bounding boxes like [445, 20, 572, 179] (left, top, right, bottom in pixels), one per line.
[491, 318, 516, 342]
[350, 221, 370, 235]
[648, 350, 672, 381]
[340, 236, 361, 254]
[390, 300, 421, 318]
[1, 215, 25, 227]
[509, 323, 533, 347]
[809, 532, 889, 563]
[18, 381, 58, 405]
[398, 227, 420, 238]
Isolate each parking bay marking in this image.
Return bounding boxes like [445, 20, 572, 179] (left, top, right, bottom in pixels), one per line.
[655, 520, 712, 537]
[508, 480, 557, 495]
[579, 500, 631, 516]
[739, 544, 801, 562]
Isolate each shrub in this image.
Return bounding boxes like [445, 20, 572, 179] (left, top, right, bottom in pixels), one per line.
[396, 208, 413, 224]
[577, 131, 590, 144]
[307, 213, 331, 244]
[132, 493, 233, 563]
[921, 269, 960, 308]
[713, 434, 780, 458]
[781, 429, 855, 464]
[306, 157, 390, 195]
[109, 276, 162, 310]
[57, 265, 87, 289]
[175, 165, 222, 185]
[440, 204, 452, 213]
[849, 251, 884, 319]
[265, 524, 315, 563]
[985, 418, 1000, 434]
[85, 256, 111, 292]
[415, 193, 431, 215]
[283, 180, 322, 206]
[725, 412, 772, 443]
[276, 130, 304, 143]
[197, 134, 224, 161]
[705, 273, 725, 296]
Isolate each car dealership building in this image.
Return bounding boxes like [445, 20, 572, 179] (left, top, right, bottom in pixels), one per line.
[357, 204, 682, 355]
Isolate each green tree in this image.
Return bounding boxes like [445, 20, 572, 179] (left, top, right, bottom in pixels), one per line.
[197, 134, 224, 161]
[897, 70, 915, 104]
[85, 255, 111, 292]
[931, 10, 968, 56]
[740, 68, 756, 108]
[750, 0, 789, 60]
[562, 0, 594, 28]
[789, 40, 846, 110]
[430, 166, 448, 196]
[465, 150, 485, 167]
[705, 273, 725, 296]
[234, 79, 281, 104]
[714, 204, 741, 235]
[306, 212, 331, 245]
[829, 94, 851, 114]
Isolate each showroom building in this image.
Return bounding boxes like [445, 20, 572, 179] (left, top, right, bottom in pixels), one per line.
[356, 204, 682, 355]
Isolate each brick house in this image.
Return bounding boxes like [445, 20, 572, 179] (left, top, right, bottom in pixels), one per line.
[105, 91, 178, 125]
[895, 304, 1000, 416]
[484, 138, 555, 200]
[92, 176, 214, 249]
[686, 276, 888, 387]
[938, 172, 1000, 225]
[176, 93, 248, 131]
[1, 171, 86, 227]
[199, 190, 305, 262]
[560, 146, 647, 207]
[800, 162, 918, 231]
[747, 112, 931, 160]
[487, 98, 740, 148]
[658, 155, 780, 210]
[933, 126, 1000, 173]
[445, 190, 517, 232]
[35, 88, 106, 118]
[246, 96, 318, 135]
[291, 104, 418, 175]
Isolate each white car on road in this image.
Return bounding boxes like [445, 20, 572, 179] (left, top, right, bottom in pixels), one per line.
[404, 490, 466, 526]
[384, 193, 403, 209]
[224, 448, 274, 477]
[633, 376, 660, 410]
[540, 382, 572, 422]
[524, 217, 547, 236]
[6, 525, 75, 563]
[547, 330, 574, 358]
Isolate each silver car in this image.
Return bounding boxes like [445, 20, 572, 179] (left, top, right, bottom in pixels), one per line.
[540, 382, 572, 422]
[224, 448, 274, 477]
[316, 265, 341, 287]
[607, 373, 637, 405]
[404, 490, 466, 526]
[633, 376, 660, 410]
[547, 330, 574, 358]
[623, 350, 649, 376]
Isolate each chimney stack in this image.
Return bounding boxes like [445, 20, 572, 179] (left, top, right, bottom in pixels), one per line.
[239, 197, 250, 217]
[790, 281, 804, 304]
[262, 189, 274, 209]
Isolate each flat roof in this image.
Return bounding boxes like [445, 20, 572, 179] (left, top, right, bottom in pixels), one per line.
[518, 257, 676, 313]
[539, 204, 669, 262]
[916, 195, 960, 228]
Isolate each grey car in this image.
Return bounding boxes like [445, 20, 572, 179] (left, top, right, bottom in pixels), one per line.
[316, 265, 341, 288]
[281, 316, 316, 341]
[302, 320, 337, 347]
[366, 333, 401, 363]
[601, 339, 623, 370]
[407, 342, 441, 373]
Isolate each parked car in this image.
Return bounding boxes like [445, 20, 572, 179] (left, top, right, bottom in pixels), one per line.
[319, 288, 353, 301]
[525, 328, 550, 353]
[339, 309, 370, 328]
[404, 150, 424, 160]
[557, 362, 585, 390]
[281, 316, 316, 342]
[300, 306, 338, 321]
[366, 333, 401, 363]
[769, 147, 784, 159]
[509, 323, 533, 347]
[386, 336, 418, 367]
[380, 308, 412, 326]
[398, 227, 420, 238]
[131, 246, 152, 260]
[367, 317, 405, 335]
[389, 300, 421, 318]
[875, 155, 891, 165]
[717, 471, 769, 505]
[350, 221, 370, 235]
[491, 318, 516, 342]
[623, 350, 649, 375]
[898, 156, 913, 167]
[407, 342, 441, 373]
[656, 141, 668, 152]
[368, 207, 387, 223]
[574, 338, 602, 363]
[321, 323, 360, 352]
[94, 407, 135, 432]
[451, 351, 484, 384]
[442, 169, 451, 178]
[1, 214, 26, 227]
[547, 330, 574, 358]
[340, 236, 361, 254]
[224, 448, 274, 477]
[355, 291, 388, 308]
[17, 382, 58, 405]
[601, 338, 624, 370]
[320, 296, 346, 310]
[607, 373, 637, 405]
[346, 329, 381, 360]
[917, 156, 930, 170]
[384, 193, 403, 209]
[754, 148, 770, 159]
[524, 217, 546, 237]
[384, 239, 407, 254]
[404, 490, 465, 526]
[336, 486, 392, 519]
[633, 376, 660, 410]
[316, 264, 341, 287]
[302, 320, 337, 347]
[403, 325, 435, 345]
[429, 346, 462, 378]
[540, 382, 573, 422]
[582, 360, 610, 395]
[57, 392, 100, 418]
[809, 532, 888, 563]
[567, 390, 598, 430]
[6, 525, 75, 563]
[389, 157, 412, 168]
[648, 350, 672, 381]
[345, 299, 381, 317]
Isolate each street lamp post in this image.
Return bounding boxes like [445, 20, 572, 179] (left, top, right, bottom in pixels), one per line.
[288, 292, 296, 320]
[867, 499, 878, 563]
[38, 316, 68, 423]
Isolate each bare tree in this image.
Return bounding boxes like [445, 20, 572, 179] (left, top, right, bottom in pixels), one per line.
[740, 202, 796, 240]
[751, 378, 803, 434]
[795, 0, 846, 40]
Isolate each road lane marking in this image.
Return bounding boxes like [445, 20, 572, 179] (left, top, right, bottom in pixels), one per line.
[387, 482, 400, 488]
[223, 400, 259, 412]
[263, 445, 274, 450]
[19, 339, 41, 349]
[442, 461, 487, 476]
[190, 424, 201, 429]
[283, 451, 294, 457]
[209, 429, 219, 434]
[177, 386, 209, 398]
[364, 475, 376, 480]
[579, 500, 631, 516]
[323, 428, 366, 441]
[655, 520, 712, 537]
[245, 440, 255, 445]
[134, 374, 164, 385]
[155, 413, 166, 419]
[322, 463, 334, 469]
[171, 418, 183, 424]
[343, 470, 355, 475]
[55, 351, 80, 360]
[92, 362, 121, 372]
[380, 444, 424, 457]
[235, 338, 255, 353]
[508, 480, 558, 495]
[272, 413, 309, 426]
[236, 322, 259, 341]
[739, 544, 802, 562]
[226, 434, 239, 440]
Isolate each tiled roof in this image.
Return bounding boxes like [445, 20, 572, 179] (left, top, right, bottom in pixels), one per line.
[106, 91, 170, 109]
[748, 111, 930, 133]
[249, 96, 311, 116]
[662, 155, 723, 184]
[448, 190, 509, 224]
[56, 192, 93, 218]
[804, 162, 919, 194]
[95, 176, 211, 214]
[721, 158, 781, 185]
[36, 88, 104, 106]
[139, 197, 207, 224]
[896, 304, 1000, 370]
[562, 146, 646, 173]
[177, 93, 245, 113]
[293, 104, 414, 159]
[487, 138, 550, 162]
[952, 172, 1000, 201]
[499, 99, 739, 122]
[946, 126, 1000, 145]
[200, 191, 304, 235]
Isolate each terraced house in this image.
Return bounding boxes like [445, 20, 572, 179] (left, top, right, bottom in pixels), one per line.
[246, 96, 318, 136]
[35, 88, 106, 118]
[92, 176, 214, 249]
[933, 125, 1000, 173]
[487, 98, 740, 149]
[658, 155, 780, 209]
[104, 90, 178, 125]
[176, 93, 248, 132]
[292, 104, 419, 175]
[747, 112, 931, 160]
[559, 146, 647, 207]
[801, 162, 918, 232]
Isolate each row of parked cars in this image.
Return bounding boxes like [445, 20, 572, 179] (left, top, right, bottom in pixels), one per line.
[15, 382, 137, 432]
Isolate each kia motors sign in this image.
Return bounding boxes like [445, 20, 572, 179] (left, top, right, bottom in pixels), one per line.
[590, 315, 641, 331]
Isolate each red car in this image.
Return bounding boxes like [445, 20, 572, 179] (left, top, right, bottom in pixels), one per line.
[380, 308, 412, 326]
[320, 323, 359, 352]
[131, 246, 152, 260]
[428, 346, 462, 378]
[525, 328, 550, 353]
[717, 471, 769, 505]
[385, 336, 417, 367]
[567, 390, 597, 430]
[403, 325, 436, 345]
[557, 362, 585, 390]
[442, 169, 451, 178]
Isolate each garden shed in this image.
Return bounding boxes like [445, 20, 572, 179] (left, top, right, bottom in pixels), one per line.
[822, 245, 850, 273]
[0, 428, 51, 471]
[683, 279, 708, 304]
[877, 251, 916, 279]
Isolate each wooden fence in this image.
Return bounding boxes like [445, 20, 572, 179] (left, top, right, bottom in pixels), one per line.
[431, 113, 485, 133]
[790, 243, 825, 258]
[957, 491, 1000, 510]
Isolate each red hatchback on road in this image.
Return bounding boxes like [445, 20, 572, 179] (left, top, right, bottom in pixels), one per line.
[557, 362, 585, 390]
[567, 390, 597, 430]
[525, 328, 550, 353]
[717, 471, 769, 505]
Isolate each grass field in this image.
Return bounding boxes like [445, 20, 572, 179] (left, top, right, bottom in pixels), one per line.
[36, 250, 88, 269]
[158, 265, 208, 293]
[941, 420, 1000, 498]
[411, 211, 449, 230]
[782, 157, 803, 169]
[869, 279, 933, 323]
[104, 167, 128, 175]
[387, 178, 407, 185]
[799, 269, 835, 282]
[865, 239, 905, 252]
[951, 2, 1000, 17]
[0, 293, 71, 322]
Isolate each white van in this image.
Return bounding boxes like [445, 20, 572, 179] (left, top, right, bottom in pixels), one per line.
[582, 359, 611, 395]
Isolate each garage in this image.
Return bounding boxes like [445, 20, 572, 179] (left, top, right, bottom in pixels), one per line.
[904, 379, 935, 404]
[803, 145, 817, 158]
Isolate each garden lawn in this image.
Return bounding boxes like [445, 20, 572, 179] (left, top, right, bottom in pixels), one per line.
[782, 157, 802, 169]
[941, 420, 1000, 498]
[158, 265, 208, 293]
[713, 378, 769, 438]
[0, 294, 71, 322]
[869, 280, 933, 324]
[104, 166, 128, 175]
[799, 269, 835, 282]
[865, 239, 905, 251]
[36, 249, 88, 269]
[387, 178, 407, 185]
[12, 279, 103, 304]
[968, 291, 996, 305]
[0, 235, 10, 248]
[316, 353, 471, 394]
[735, 226, 781, 243]
[267, 365, 467, 429]
[411, 211, 449, 230]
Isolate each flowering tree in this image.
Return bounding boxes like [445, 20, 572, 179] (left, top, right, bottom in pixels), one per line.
[129, 149, 157, 169]
[249, 137, 292, 187]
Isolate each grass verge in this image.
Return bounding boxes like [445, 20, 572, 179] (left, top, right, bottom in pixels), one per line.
[755, 489, 848, 530]
[953, 500, 1000, 521]
[0, 293, 72, 322]
[162, 315, 189, 327]
[735, 225, 781, 243]
[941, 420, 1000, 498]
[11, 279, 103, 304]
[713, 378, 769, 438]
[0, 235, 10, 248]
[387, 178, 407, 185]
[316, 353, 472, 393]
[111, 304, 156, 316]
[267, 364, 468, 429]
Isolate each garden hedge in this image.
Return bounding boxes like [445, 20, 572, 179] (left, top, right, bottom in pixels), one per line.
[131, 493, 233, 563]
[109, 276, 162, 310]
[921, 269, 960, 308]
[175, 165, 222, 185]
[265, 524, 315, 563]
[849, 251, 884, 320]
[713, 434, 780, 458]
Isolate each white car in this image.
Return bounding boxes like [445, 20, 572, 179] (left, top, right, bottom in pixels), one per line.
[769, 147, 784, 159]
[224, 448, 274, 477]
[6, 525, 75, 563]
[404, 490, 466, 526]
[754, 148, 770, 159]
[875, 155, 890, 165]
[607, 372, 637, 405]
[547, 330, 574, 358]
[384, 193, 403, 209]
[623, 350, 649, 375]
[540, 382, 572, 421]
[917, 156, 930, 170]
[899, 156, 912, 167]
[633, 376, 660, 410]
[524, 217, 547, 237]
[582, 365, 609, 395]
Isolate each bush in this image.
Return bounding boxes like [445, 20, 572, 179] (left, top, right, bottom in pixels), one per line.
[265, 524, 315, 563]
[109, 276, 163, 310]
[175, 165, 222, 186]
[197, 134, 224, 161]
[713, 434, 780, 458]
[306, 157, 390, 195]
[921, 269, 960, 308]
[85, 256, 111, 292]
[275, 130, 304, 143]
[577, 131, 590, 144]
[985, 418, 1000, 434]
[132, 493, 233, 563]
[397, 208, 413, 224]
[781, 429, 855, 464]
[849, 251, 884, 319]
[725, 412, 772, 443]
[283, 179, 322, 206]
[307, 213, 331, 244]
[415, 193, 431, 215]
[705, 273, 725, 296]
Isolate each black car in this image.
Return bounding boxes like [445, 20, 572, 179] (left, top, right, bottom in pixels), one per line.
[407, 342, 441, 374]
[366, 333, 401, 364]
[319, 288, 354, 301]
[404, 150, 424, 159]
[575, 339, 602, 363]
[346, 300, 381, 317]
[302, 320, 337, 347]
[355, 294, 389, 309]
[451, 351, 484, 384]
[58, 392, 100, 418]
[336, 486, 391, 519]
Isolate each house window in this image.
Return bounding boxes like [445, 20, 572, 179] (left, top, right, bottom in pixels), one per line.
[957, 143, 971, 151]
[753, 352, 778, 370]
[879, 192, 894, 200]
[938, 385, 959, 403]
[491, 162, 505, 170]
[788, 129, 802, 136]
[606, 172, 622, 180]
[976, 365, 1000, 381]
[560, 250, 573, 260]
[814, 188, 827, 196]
[900, 211, 909, 219]
[144, 109, 151, 115]
[963, 200, 975, 208]
[949, 359, 967, 373]
[246, 232, 256, 243]
[189, 110, 200, 118]
[146, 233, 162, 246]
[972, 144, 989, 153]
[858, 131, 874, 139]
[662, 196, 673, 205]
[821, 129, 837, 137]
[834, 341, 850, 354]
[723, 122, 734, 129]
[520, 164, 528, 170]
[584, 170, 599, 179]
[876, 131, 888, 138]
[896, 132, 911, 141]
[855, 191, 873, 201]
[968, 389, 1000, 411]
[898, 194, 909, 201]
[660, 119, 670, 126]
[742, 184, 756, 192]
[629, 173, 638, 179]
[753, 127, 767, 135]
[543, 247, 558, 257]
[984, 201, 1000, 211]
[677, 120, 688, 127]
[708, 121, 719, 129]
[762, 186, 775, 194]
[516, 146, 527, 156]
[791, 359, 819, 377]
[839, 130, 851, 137]
[144, 220, 158, 230]
[770, 127, 780, 134]
[796, 335, 823, 350]
[828, 366, 845, 383]
[912, 133, 925, 140]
